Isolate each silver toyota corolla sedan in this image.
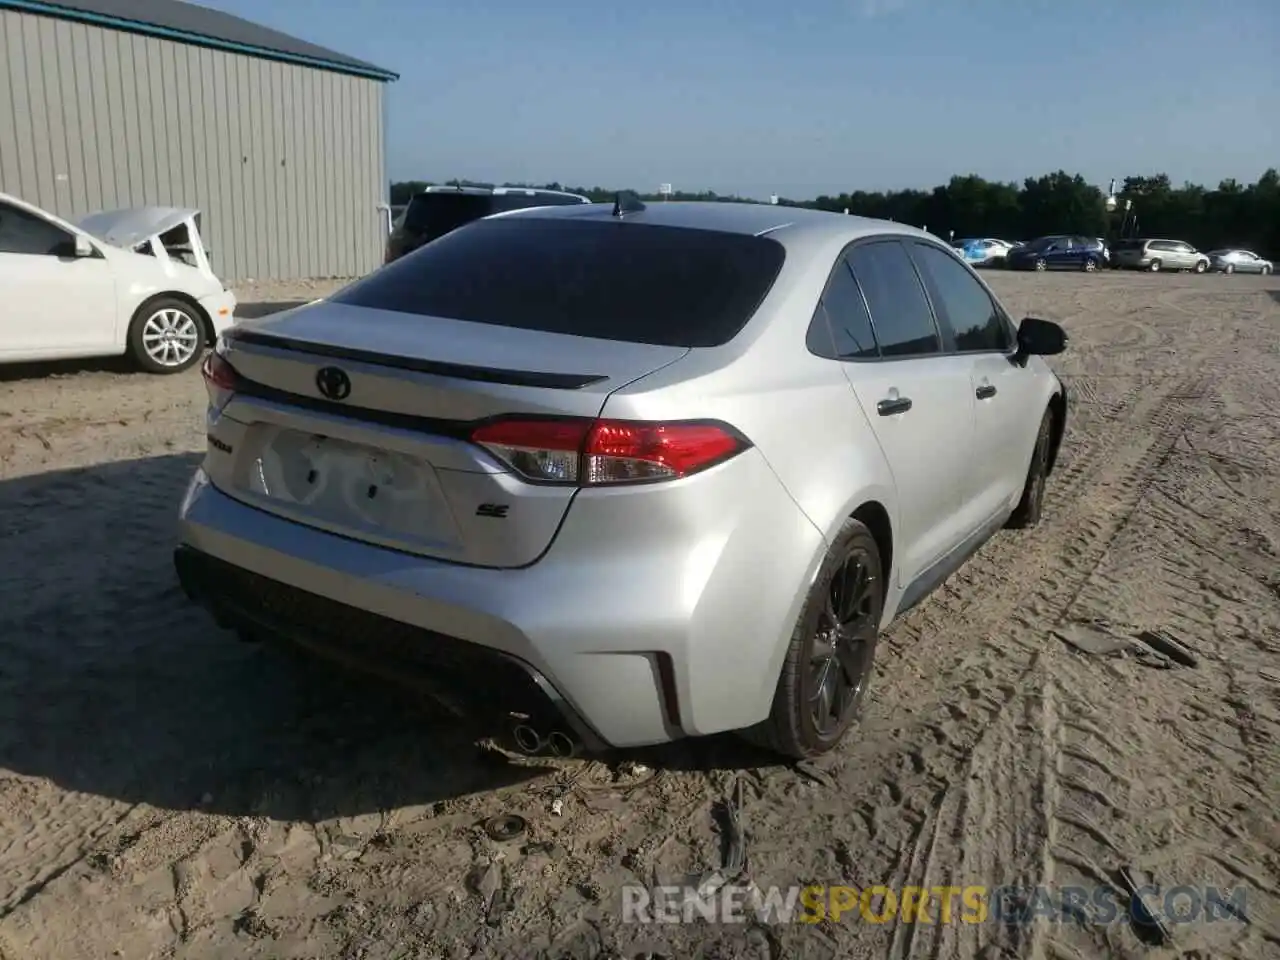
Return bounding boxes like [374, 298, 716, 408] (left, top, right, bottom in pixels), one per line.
[175, 198, 1069, 759]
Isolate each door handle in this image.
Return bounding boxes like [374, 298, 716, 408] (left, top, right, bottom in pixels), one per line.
[877, 396, 913, 416]
[976, 384, 997, 400]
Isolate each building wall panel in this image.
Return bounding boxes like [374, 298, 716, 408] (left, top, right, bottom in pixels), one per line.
[0, 9, 387, 281]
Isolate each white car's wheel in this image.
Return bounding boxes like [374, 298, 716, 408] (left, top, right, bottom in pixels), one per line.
[128, 298, 207, 374]
[1263, 265, 1272, 276]
[1224, 264, 1234, 275]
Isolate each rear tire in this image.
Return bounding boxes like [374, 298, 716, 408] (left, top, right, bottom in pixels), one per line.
[1082, 257, 1097, 272]
[1194, 260, 1207, 274]
[1224, 264, 1235, 275]
[744, 518, 884, 760]
[1034, 258, 1048, 271]
[1148, 259, 1162, 273]
[1007, 408, 1053, 529]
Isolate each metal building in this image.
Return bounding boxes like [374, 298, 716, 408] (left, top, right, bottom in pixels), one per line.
[0, 0, 398, 281]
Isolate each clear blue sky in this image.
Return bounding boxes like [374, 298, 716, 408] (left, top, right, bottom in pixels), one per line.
[207, 0, 1278, 200]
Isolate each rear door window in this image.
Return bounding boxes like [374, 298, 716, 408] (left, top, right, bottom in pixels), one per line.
[807, 255, 880, 360]
[845, 240, 941, 357]
[334, 217, 787, 348]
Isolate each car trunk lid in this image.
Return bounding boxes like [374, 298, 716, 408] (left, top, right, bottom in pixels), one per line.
[205, 300, 689, 568]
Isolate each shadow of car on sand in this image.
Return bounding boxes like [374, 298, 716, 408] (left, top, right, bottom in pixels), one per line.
[0, 454, 780, 823]
[0, 354, 135, 383]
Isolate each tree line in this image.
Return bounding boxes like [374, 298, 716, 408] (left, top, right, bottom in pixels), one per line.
[390, 169, 1280, 256]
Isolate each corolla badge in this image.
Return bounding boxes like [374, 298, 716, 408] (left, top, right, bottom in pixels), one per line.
[315, 366, 352, 401]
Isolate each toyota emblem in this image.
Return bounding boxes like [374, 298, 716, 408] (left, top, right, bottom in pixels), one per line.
[315, 366, 352, 401]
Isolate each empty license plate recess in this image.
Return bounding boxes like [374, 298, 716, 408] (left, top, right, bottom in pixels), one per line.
[238, 427, 459, 546]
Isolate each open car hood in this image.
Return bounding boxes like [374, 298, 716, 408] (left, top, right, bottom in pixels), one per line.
[76, 206, 199, 249]
[75, 205, 221, 283]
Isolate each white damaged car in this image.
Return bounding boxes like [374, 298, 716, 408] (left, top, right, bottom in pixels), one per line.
[0, 192, 237, 373]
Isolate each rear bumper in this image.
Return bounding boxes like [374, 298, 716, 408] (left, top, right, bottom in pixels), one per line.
[173, 544, 609, 751]
[174, 449, 822, 749]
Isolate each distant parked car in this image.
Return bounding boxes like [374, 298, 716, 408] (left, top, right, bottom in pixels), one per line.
[951, 237, 1016, 268]
[1207, 249, 1273, 275]
[0, 192, 236, 372]
[1109, 238, 1210, 273]
[385, 186, 591, 263]
[1006, 235, 1108, 272]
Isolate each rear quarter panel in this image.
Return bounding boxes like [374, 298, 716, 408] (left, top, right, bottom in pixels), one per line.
[601, 231, 901, 628]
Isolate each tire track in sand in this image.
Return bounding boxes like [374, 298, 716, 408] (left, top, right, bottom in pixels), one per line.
[872, 373, 1211, 960]
[1028, 379, 1280, 959]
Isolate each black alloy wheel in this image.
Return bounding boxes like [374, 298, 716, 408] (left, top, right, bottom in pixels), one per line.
[806, 548, 879, 738]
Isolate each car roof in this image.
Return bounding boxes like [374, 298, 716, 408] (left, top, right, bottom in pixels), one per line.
[496, 199, 934, 244]
[414, 186, 588, 201]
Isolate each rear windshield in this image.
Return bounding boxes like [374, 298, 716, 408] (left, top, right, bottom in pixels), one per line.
[335, 217, 787, 348]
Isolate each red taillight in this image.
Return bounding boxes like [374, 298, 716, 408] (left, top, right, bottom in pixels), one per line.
[469, 417, 749, 486]
[201, 351, 240, 391]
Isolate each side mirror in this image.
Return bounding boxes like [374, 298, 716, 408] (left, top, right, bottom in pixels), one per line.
[1013, 316, 1067, 365]
[73, 234, 95, 257]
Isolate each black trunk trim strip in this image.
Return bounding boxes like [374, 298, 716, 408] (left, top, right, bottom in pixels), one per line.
[228, 329, 608, 390]
[233, 373, 472, 438]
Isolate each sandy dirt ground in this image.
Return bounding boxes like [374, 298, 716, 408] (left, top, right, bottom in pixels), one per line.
[1, 272, 1278, 960]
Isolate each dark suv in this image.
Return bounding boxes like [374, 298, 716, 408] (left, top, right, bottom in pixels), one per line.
[385, 186, 590, 263]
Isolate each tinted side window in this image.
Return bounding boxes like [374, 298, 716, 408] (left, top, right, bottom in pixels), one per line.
[818, 257, 879, 360]
[910, 244, 1010, 353]
[0, 203, 69, 256]
[402, 193, 493, 237]
[846, 241, 940, 357]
